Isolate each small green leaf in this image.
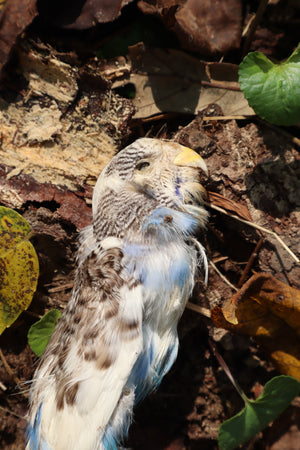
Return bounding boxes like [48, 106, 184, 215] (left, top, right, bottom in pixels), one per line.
[218, 375, 300, 450]
[28, 309, 62, 357]
[239, 44, 300, 126]
[0, 206, 39, 334]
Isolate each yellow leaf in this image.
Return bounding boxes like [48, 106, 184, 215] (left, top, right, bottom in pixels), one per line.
[211, 273, 300, 381]
[0, 207, 39, 334]
[0, 206, 31, 250]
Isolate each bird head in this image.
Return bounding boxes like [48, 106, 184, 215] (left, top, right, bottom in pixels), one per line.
[92, 138, 208, 239]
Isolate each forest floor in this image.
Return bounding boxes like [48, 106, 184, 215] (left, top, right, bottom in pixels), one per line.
[0, 1, 299, 449]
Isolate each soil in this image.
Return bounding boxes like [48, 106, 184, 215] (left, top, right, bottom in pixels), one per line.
[0, 1, 299, 449]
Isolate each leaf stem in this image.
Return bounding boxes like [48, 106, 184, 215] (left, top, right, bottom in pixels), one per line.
[242, 0, 270, 57]
[209, 339, 250, 405]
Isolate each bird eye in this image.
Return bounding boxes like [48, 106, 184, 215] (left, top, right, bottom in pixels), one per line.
[136, 161, 150, 171]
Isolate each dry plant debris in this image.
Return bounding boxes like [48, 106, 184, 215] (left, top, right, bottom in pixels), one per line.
[0, 0, 299, 448]
[212, 273, 300, 381]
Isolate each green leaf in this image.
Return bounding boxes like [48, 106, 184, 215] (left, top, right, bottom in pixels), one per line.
[239, 44, 300, 126]
[218, 375, 300, 450]
[28, 309, 62, 357]
[0, 206, 39, 334]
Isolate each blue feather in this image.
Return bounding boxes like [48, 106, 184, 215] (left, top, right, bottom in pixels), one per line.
[103, 402, 133, 450]
[142, 207, 198, 240]
[152, 340, 179, 387]
[123, 207, 197, 291]
[102, 426, 119, 450]
[128, 335, 179, 404]
[169, 257, 191, 289]
[175, 176, 182, 200]
[127, 341, 154, 403]
[26, 404, 50, 450]
[140, 256, 190, 292]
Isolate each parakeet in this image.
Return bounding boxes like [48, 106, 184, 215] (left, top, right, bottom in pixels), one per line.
[26, 137, 208, 450]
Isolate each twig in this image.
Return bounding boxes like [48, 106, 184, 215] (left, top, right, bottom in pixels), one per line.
[186, 302, 211, 318]
[24, 310, 43, 319]
[203, 115, 250, 121]
[209, 260, 238, 292]
[209, 339, 250, 404]
[206, 202, 300, 264]
[0, 348, 20, 385]
[212, 256, 229, 264]
[0, 405, 25, 420]
[0, 381, 7, 391]
[242, 13, 256, 37]
[242, 0, 270, 57]
[237, 238, 264, 288]
[47, 282, 73, 293]
[140, 112, 179, 123]
[200, 80, 241, 91]
[244, 435, 262, 450]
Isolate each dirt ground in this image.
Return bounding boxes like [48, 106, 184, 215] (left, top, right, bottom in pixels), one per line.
[0, 1, 299, 449]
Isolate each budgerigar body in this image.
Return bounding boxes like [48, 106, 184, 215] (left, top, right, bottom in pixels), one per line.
[27, 138, 208, 450]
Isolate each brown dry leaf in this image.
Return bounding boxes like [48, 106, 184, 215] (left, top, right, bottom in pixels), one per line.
[0, 0, 38, 77]
[38, 0, 134, 29]
[118, 47, 254, 119]
[138, 0, 242, 56]
[211, 273, 300, 380]
[208, 191, 253, 222]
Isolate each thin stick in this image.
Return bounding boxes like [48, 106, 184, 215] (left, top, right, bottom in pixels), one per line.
[0, 405, 25, 420]
[242, 0, 270, 57]
[209, 260, 238, 292]
[24, 310, 43, 319]
[209, 339, 250, 404]
[206, 202, 300, 264]
[186, 302, 211, 318]
[203, 115, 250, 121]
[200, 80, 241, 91]
[0, 348, 20, 385]
[212, 256, 229, 263]
[237, 238, 264, 288]
[47, 282, 73, 293]
[0, 381, 7, 391]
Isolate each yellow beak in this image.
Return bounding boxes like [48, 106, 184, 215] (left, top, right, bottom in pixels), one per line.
[173, 146, 208, 174]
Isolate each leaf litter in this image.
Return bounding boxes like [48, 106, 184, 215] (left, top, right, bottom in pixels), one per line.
[0, 0, 299, 448]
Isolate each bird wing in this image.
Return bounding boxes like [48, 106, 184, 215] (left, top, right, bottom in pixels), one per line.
[27, 229, 143, 450]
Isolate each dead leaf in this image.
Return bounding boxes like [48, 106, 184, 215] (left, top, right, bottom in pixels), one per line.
[138, 0, 242, 56]
[0, 0, 38, 77]
[175, 0, 242, 55]
[116, 47, 254, 118]
[211, 273, 300, 381]
[208, 191, 253, 222]
[38, 0, 134, 29]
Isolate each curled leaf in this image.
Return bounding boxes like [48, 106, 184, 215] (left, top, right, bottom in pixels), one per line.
[211, 273, 300, 381]
[208, 191, 252, 222]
